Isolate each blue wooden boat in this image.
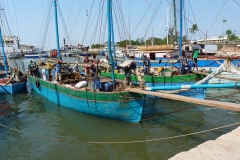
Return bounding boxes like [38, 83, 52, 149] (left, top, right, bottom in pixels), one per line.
[0, 21, 27, 94]
[27, 0, 148, 122]
[28, 76, 146, 122]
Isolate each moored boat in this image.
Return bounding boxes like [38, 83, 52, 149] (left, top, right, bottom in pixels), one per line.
[27, 0, 149, 122]
[28, 75, 146, 122]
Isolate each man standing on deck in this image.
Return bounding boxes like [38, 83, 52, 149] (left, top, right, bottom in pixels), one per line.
[192, 42, 202, 70]
[143, 55, 151, 75]
[55, 60, 62, 83]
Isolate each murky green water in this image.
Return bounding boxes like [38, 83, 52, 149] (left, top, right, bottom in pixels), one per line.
[0, 58, 239, 159]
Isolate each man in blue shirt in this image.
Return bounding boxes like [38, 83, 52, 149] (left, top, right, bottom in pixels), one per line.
[143, 55, 151, 75]
[178, 51, 191, 74]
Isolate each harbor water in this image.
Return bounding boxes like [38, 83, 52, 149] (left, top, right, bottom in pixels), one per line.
[0, 58, 240, 159]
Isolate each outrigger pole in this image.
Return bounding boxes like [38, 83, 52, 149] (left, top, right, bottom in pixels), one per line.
[54, 0, 61, 60]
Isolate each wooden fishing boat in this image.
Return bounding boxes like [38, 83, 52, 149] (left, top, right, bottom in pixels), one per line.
[0, 76, 27, 94]
[0, 24, 27, 94]
[27, 0, 149, 122]
[28, 75, 146, 122]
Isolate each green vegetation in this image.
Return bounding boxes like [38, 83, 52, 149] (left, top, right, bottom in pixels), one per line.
[189, 24, 199, 34]
[91, 44, 105, 49]
[225, 30, 239, 41]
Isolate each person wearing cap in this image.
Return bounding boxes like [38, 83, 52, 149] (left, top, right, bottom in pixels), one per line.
[123, 53, 136, 86]
[143, 55, 151, 75]
[192, 42, 202, 70]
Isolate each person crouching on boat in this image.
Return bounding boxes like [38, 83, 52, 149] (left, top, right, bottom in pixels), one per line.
[178, 51, 191, 74]
[124, 53, 136, 86]
[28, 60, 38, 77]
[143, 55, 151, 75]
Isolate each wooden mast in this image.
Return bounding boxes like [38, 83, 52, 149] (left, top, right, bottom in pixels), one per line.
[107, 0, 115, 89]
[54, 0, 61, 60]
[0, 18, 8, 76]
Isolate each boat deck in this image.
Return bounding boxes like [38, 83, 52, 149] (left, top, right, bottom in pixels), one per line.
[169, 126, 240, 160]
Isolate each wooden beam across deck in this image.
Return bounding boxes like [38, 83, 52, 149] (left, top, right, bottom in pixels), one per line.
[192, 70, 240, 81]
[128, 88, 240, 112]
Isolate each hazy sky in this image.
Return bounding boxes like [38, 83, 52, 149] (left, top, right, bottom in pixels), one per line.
[1, 0, 240, 49]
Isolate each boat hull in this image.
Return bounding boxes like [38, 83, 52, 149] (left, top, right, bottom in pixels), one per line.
[25, 54, 48, 59]
[0, 81, 27, 94]
[100, 72, 207, 99]
[28, 76, 146, 122]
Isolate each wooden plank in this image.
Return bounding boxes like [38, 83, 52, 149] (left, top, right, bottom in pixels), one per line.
[192, 70, 240, 81]
[128, 88, 240, 112]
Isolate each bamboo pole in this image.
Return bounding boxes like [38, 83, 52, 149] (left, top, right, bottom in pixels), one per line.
[128, 88, 240, 112]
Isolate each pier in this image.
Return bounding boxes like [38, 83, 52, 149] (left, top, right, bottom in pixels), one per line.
[169, 126, 240, 160]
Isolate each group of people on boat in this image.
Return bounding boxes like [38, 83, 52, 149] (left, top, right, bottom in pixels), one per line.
[139, 41, 202, 76]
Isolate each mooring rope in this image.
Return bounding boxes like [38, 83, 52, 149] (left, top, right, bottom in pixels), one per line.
[0, 122, 239, 144]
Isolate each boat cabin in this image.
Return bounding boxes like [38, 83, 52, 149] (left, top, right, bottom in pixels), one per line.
[134, 50, 179, 60]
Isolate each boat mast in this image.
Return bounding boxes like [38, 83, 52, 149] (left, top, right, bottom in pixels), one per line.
[107, 0, 115, 89]
[0, 21, 8, 76]
[173, 0, 178, 44]
[179, 0, 183, 57]
[166, 6, 169, 45]
[54, 0, 61, 60]
[110, 1, 116, 58]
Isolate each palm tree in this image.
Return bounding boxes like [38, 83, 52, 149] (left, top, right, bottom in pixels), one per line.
[225, 30, 232, 40]
[189, 24, 199, 34]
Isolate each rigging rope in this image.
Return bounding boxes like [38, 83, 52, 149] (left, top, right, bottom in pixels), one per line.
[129, 0, 153, 39]
[70, 0, 86, 36]
[57, 2, 72, 44]
[222, 0, 240, 18]
[38, 0, 53, 49]
[233, 0, 240, 6]
[82, 0, 95, 45]
[0, 2, 13, 36]
[208, 0, 227, 33]
[12, 0, 20, 38]
[0, 121, 239, 144]
[144, 0, 164, 43]
[89, 0, 104, 46]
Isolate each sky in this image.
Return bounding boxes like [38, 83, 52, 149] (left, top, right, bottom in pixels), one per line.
[1, 0, 240, 49]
